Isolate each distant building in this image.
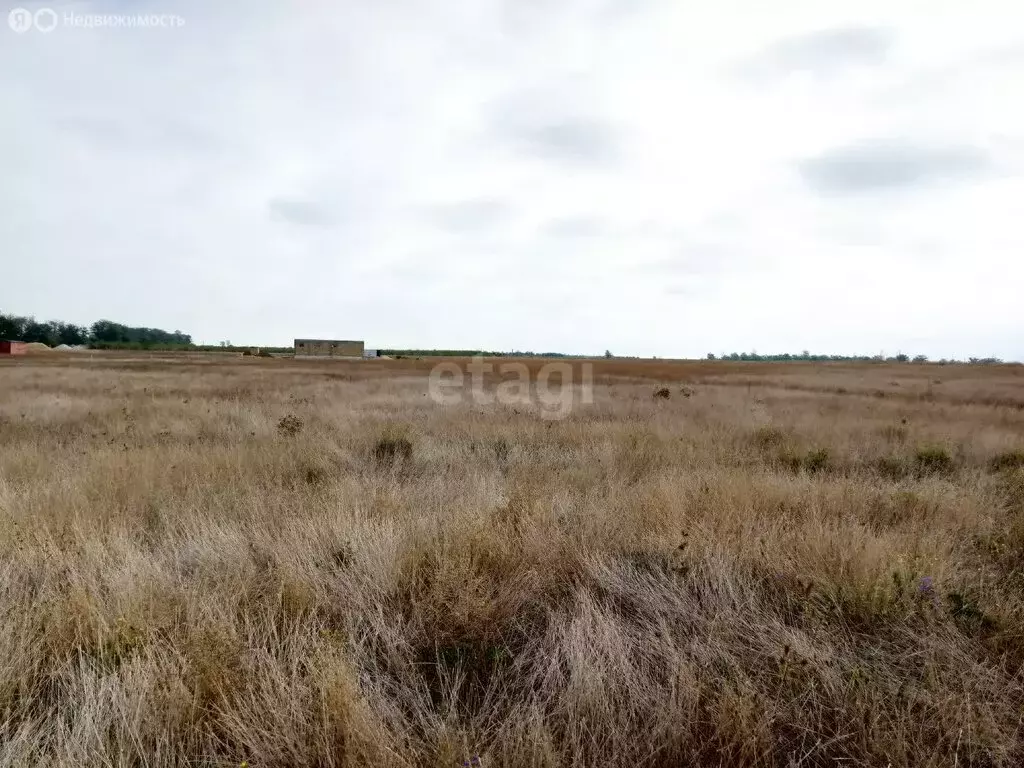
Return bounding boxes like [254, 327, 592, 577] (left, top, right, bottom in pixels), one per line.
[0, 340, 27, 356]
[363, 349, 379, 359]
[294, 339, 364, 358]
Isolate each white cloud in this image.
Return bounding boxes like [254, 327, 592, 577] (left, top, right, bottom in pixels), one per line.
[1, 0, 1022, 359]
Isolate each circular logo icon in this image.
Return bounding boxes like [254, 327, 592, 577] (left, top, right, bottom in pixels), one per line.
[8, 7, 33, 33]
[34, 8, 58, 33]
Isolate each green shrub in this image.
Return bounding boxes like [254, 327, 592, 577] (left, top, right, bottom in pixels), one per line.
[753, 426, 786, 450]
[374, 434, 413, 465]
[777, 450, 802, 474]
[777, 447, 830, 475]
[875, 456, 910, 481]
[915, 445, 955, 477]
[803, 448, 830, 474]
[990, 450, 1024, 473]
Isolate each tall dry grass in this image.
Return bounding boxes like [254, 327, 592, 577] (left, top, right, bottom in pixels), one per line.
[1, 353, 1024, 766]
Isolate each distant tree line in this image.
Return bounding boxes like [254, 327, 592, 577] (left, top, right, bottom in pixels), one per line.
[88, 319, 191, 348]
[1, 312, 191, 349]
[0, 314, 89, 346]
[706, 351, 1007, 365]
[1, 311, 1011, 363]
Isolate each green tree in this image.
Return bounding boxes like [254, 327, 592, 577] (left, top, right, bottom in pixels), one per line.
[0, 313, 27, 339]
[90, 319, 191, 347]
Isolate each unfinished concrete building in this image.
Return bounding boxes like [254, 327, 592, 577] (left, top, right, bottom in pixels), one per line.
[294, 339, 365, 358]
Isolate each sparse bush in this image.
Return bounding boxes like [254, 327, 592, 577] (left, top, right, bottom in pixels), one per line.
[778, 447, 831, 475]
[302, 464, 328, 486]
[803, 447, 830, 474]
[777, 449, 803, 474]
[752, 425, 787, 449]
[990, 450, 1024, 473]
[331, 541, 354, 568]
[492, 438, 511, 464]
[277, 414, 303, 436]
[875, 455, 911, 481]
[915, 445, 955, 476]
[373, 432, 413, 465]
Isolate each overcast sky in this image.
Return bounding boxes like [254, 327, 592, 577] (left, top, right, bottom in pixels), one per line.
[2, 0, 1022, 358]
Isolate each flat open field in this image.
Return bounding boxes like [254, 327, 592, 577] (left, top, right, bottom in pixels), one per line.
[2, 353, 1024, 767]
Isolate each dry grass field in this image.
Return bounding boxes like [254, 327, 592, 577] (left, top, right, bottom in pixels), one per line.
[2, 352, 1024, 767]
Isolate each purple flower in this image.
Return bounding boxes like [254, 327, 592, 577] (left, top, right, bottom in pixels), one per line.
[917, 576, 939, 607]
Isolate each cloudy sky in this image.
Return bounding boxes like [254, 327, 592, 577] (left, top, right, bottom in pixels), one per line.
[2, 0, 1022, 358]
